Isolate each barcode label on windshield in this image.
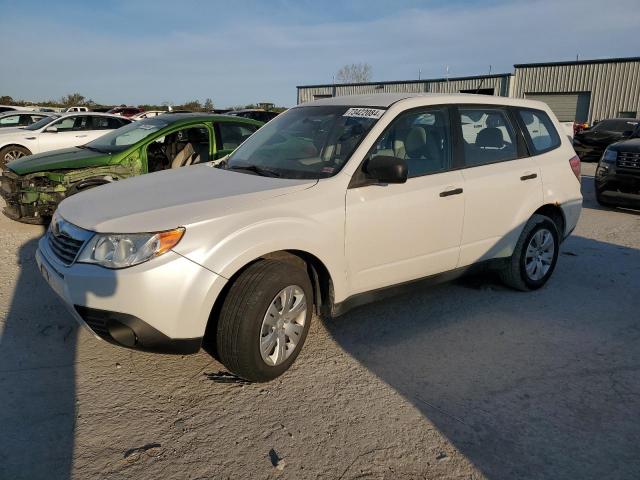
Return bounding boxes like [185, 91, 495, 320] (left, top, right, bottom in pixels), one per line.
[343, 108, 385, 119]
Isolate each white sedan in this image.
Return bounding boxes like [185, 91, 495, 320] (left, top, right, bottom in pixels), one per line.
[0, 112, 132, 166]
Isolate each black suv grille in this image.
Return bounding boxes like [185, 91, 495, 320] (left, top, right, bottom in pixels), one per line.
[617, 151, 640, 170]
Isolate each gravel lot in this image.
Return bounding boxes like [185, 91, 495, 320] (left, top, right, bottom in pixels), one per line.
[1, 162, 639, 480]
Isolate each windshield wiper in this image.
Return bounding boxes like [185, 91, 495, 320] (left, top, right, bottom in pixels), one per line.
[228, 164, 281, 177]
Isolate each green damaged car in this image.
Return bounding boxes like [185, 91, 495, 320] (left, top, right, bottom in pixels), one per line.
[0, 113, 262, 223]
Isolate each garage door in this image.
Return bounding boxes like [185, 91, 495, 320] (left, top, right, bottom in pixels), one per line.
[524, 92, 590, 122]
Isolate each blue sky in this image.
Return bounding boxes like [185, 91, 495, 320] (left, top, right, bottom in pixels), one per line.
[1, 0, 638, 108]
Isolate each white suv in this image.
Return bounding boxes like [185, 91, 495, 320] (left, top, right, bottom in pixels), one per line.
[36, 94, 582, 381]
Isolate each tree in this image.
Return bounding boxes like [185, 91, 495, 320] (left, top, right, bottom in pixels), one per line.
[181, 100, 203, 112]
[336, 63, 372, 83]
[60, 93, 86, 107]
[0, 95, 14, 105]
[203, 98, 214, 111]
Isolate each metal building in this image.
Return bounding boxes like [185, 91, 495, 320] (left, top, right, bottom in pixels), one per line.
[297, 56, 640, 124]
[512, 57, 640, 124]
[297, 73, 512, 104]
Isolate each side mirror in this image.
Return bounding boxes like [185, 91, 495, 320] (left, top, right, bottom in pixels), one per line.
[365, 155, 408, 184]
[45, 126, 58, 133]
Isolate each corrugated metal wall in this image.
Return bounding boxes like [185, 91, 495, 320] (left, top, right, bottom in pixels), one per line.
[297, 75, 511, 104]
[428, 76, 510, 96]
[513, 61, 640, 123]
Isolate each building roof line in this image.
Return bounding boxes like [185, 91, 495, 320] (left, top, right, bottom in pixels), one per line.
[514, 56, 640, 68]
[296, 73, 512, 89]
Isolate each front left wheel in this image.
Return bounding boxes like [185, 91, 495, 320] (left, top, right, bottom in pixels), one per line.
[215, 259, 313, 382]
[0, 145, 31, 169]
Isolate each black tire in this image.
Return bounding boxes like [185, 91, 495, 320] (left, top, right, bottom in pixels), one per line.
[499, 214, 560, 291]
[0, 145, 31, 169]
[215, 259, 313, 382]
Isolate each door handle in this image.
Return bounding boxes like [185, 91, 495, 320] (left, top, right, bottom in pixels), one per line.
[520, 173, 537, 181]
[439, 187, 463, 197]
[25, 137, 36, 140]
[75, 135, 88, 138]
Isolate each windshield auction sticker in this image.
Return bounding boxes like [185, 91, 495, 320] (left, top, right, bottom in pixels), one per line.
[343, 107, 386, 119]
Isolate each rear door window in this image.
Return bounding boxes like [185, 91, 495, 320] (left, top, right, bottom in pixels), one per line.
[518, 109, 560, 154]
[459, 107, 518, 167]
[91, 116, 125, 130]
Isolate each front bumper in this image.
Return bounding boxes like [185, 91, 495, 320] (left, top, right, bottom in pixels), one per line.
[595, 164, 640, 208]
[1, 171, 62, 224]
[36, 234, 228, 354]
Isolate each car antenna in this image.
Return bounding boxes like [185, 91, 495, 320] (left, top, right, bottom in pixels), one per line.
[474, 65, 492, 94]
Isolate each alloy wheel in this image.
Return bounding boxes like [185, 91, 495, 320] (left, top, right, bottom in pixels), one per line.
[525, 228, 555, 281]
[259, 285, 307, 366]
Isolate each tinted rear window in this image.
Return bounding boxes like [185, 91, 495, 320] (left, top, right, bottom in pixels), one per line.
[592, 119, 639, 133]
[518, 109, 561, 154]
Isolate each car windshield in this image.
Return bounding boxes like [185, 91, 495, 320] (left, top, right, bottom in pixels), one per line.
[591, 119, 640, 133]
[85, 118, 169, 152]
[225, 106, 383, 179]
[23, 115, 59, 130]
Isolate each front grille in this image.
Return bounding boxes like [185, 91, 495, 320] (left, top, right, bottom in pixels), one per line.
[47, 232, 85, 265]
[46, 216, 93, 265]
[617, 151, 640, 170]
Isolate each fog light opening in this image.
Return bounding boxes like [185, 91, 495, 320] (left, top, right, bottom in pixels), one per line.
[107, 320, 138, 347]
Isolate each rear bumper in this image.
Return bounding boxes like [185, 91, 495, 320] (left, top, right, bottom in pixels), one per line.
[36, 235, 228, 353]
[560, 198, 583, 239]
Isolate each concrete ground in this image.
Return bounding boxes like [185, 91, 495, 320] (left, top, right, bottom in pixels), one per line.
[1, 162, 639, 480]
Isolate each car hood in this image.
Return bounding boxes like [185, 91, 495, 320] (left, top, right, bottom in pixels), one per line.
[610, 138, 640, 153]
[8, 147, 111, 175]
[57, 164, 317, 232]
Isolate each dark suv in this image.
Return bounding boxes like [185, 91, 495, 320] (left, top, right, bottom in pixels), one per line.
[595, 124, 640, 209]
[574, 118, 640, 162]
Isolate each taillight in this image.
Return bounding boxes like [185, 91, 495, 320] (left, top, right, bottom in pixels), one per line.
[569, 155, 581, 181]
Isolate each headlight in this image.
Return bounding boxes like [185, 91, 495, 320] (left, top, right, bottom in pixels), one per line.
[600, 148, 617, 164]
[77, 228, 185, 269]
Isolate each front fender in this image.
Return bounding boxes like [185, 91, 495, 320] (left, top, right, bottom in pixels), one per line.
[175, 215, 348, 302]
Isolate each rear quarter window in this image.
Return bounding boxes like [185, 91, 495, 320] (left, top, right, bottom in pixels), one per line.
[518, 109, 561, 154]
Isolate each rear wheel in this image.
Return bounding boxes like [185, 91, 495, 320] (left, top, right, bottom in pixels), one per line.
[0, 145, 31, 169]
[215, 259, 312, 382]
[499, 214, 560, 291]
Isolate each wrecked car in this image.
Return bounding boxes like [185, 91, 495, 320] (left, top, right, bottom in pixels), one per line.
[0, 113, 262, 223]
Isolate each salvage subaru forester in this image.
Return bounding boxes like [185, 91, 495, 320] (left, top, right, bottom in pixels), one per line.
[36, 93, 582, 382]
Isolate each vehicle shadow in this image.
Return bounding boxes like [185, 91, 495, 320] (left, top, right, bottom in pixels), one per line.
[0, 226, 116, 480]
[324, 235, 640, 479]
[0, 228, 81, 479]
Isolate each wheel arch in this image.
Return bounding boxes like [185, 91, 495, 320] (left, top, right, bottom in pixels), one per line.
[533, 203, 566, 239]
[202, 249, 335, 356]
[0, 143, 32, 154]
